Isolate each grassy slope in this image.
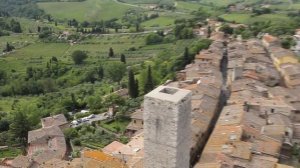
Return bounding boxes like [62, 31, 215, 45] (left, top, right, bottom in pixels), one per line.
[37, 0, 134, 21]
[199, 0, 242, 6]
[0, 43, 70, 73]
[142, 16, 177, 27]
[0, 34, 195, 73]
[118, 0, 162, 4]
[220, 13, 293, 24]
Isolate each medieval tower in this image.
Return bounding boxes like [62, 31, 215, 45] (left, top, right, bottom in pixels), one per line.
[144, 86, 192, 168]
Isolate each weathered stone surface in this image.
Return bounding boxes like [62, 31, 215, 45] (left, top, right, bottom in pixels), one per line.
[144, 86, 192, 168]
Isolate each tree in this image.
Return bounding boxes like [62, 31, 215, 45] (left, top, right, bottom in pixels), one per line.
[120, 54, 126, 64]
[281, 37, 296, 49]
[220, 24, 234, 34]
[64, 128, 78, 140]
[105, 62, 126, 83]
[84, 70, 97, 83]
[0, 119, 9, 132]
[97, 65, 104, 80]
[103, 94, 125, 108]
[0, 70, 6, 85]
[135, 22, 140, 32]
[207, 26, 212, 38]
[10, 19, 22, 33]
[71, 50, 88, 65]
[9, 111, 30, 145]
[3, 42, 15, 52]
[108, 47, 114, 57]
[145, 33, 163, 45]
[87, 95, 102, 110]
[144, 65, 154, 93]
[71, 93, 79, 110]
[135, 79, 139, 97]
[183, 47, 190, 66]
[128, 69, 138, 98]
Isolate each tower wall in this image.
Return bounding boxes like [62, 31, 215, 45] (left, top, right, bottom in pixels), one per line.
[144, 86, 192, 168]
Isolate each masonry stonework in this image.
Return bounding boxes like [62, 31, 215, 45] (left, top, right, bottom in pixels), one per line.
[144, 86, 192, 168]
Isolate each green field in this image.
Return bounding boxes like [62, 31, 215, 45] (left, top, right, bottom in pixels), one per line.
[38, 0, 135, 22]
[176, 1, 210, 11]
[119, 0, 163, 4]
[0, 43, 70, 73]
[220, 13, 252, 24]
[199, 0, 243, 7]
[142, 16, 176, 27]
[0, 34, 38, 52]
[0, 33, 196, 75]
[270, 3, 300, 10]
[220, 13, 293, 24]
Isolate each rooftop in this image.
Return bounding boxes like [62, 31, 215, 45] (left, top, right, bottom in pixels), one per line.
[41, 114, 67, 128]
[263, 34, 280, 44]
[130, 109, 143, 120]
[145, 86, 192, 103]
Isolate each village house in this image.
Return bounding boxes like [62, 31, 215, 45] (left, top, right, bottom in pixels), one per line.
[27, 126, 67, 165]
[31, 149, 128, 168]
[125, 109, 144, 137]
[262, 34, 281, 48]
[279, 63, 300, 88]
[103, 131, 144, 168]
[182, 63, 220, 81]
[206, 19, 223, 32]
[209, 32, 225, 41]
[268, 47, 299, 70]
[193, 27, 208, 38]
[195, 50, 222, 68]
[292, 29, 300, 54]
[194, 102, 294, 168]
[41, 114, 69, 129]
[268, 86, 300, 122]
[194, 37, 300, 168]
[9, 114, 68, 168]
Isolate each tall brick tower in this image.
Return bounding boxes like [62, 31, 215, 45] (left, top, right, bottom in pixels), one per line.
[144, 86, 192, 168]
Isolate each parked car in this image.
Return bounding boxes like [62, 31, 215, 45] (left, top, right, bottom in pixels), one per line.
[71, 120, 79, 125]
[82, 117, 89, 122]
[87, 114, 95, 119]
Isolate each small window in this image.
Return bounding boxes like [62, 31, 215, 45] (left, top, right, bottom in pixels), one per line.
[134, 120, 136, 124]
[271, 108, 275, 113]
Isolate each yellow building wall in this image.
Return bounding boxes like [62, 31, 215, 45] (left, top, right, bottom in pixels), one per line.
[274, 55, 299, 70]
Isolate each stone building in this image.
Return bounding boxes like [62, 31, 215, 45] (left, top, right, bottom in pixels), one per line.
[125, 109, 144, 137]
[144, 86, 192, 168]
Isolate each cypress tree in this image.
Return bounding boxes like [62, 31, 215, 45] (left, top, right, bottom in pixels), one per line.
[128, 69, 137, 98]
[109, 47, 114, 57]
[183, 47, 190, 67]
[207, 26, 212, 38]
[97, 65, 104, 80]
[144, 65, 154, 94]
[135, 79, 139, 97]
[120, 54, 126, 64]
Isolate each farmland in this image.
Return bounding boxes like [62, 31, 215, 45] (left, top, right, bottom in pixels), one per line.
[38, 0, 135, 22]
[220, 13, 294, 24]
[0, 34, 195, 74]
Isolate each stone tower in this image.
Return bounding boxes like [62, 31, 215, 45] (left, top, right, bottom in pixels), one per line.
[144, 86, 192, 168]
